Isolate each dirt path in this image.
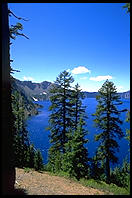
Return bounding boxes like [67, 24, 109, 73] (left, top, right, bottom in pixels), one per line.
[14, 168, 105, 195]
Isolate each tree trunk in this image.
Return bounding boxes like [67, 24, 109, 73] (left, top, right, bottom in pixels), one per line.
[106, 155, 110, 183]
[2, 3, 15, 194]
[62, 86, 66, 153]
[105, 86, 110, 183]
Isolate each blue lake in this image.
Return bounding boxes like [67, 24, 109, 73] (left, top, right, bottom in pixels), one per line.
[26, 98, 130, 168]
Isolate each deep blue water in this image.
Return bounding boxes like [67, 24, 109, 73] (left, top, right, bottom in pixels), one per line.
[26, 98, 130, 168]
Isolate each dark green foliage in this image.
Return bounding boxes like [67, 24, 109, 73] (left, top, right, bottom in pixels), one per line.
[12, 90, 44, 170]
[111, 159, 130, 189]
[93, 80, 126, 183]
[90, 151, 105, 180]
[48, 71, 89, 180]
[70, 83, 86, 130]
[12, 90, 30, 167]
[54, 151, 63, 173]
[47, 149, 63, 173]
[62, 118, 89, 180]
[48, 70, 74, 165]
[34, 149, 44, 171]
[25, 144, 36, 168]
[61, 128, 74, 177]
[125, 110, 130, 145]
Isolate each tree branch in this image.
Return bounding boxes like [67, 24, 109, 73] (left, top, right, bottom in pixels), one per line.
[16, 32, 29, 39]
[8, 9, 29, 21]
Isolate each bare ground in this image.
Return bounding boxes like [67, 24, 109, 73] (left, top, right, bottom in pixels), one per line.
[14, 168, 106, 195]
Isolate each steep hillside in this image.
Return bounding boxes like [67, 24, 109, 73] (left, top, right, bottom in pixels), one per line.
[14, 168, 105, 195]
[15, 79, 53, 101]
[11, 77, 42, 119]
[14, 168, 129, 195]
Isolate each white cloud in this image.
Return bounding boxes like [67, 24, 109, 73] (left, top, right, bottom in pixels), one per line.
[89, 75, 113, 82]
[23, 76, 34, 81]
[71, 66, 91, 75]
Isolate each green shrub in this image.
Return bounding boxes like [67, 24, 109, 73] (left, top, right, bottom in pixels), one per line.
[79, 178, 129, 195]
[24, 167, 31, 173]
[110, 160, 130, 189]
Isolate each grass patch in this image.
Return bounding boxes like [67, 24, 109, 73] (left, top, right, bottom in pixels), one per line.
[79, 178, 130, 195]
[45, 170, 80, 184]
[23, 167, 35, 173]
[41, 169, 130, 195]
[47, 170, 72, 179]
[24, 167, 32, 173]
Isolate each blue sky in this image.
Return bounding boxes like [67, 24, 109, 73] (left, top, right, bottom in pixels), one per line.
[8, 3, 130, 92]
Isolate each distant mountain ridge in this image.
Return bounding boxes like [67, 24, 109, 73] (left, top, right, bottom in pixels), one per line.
[14, 78, 130, 101]
[14, 79, 53, 101]
[83, 90, 130, 99]
[11, 78, 43, 118]
[118, 90, 130, 99]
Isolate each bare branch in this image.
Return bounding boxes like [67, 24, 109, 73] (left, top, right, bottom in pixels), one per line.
[12, 69, 20, 72]
[10, 68, 20, 74]
[8, 9, 29, 21]
[16, 32, 29, 39]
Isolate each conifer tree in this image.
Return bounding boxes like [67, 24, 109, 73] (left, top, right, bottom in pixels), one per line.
[71, 83, 86, 130]
[90, 151, 104, 180]
[125, 110, 130, 145]
[26, 144, 36, 168]
[93, 80, 126, 183]
[61, 128, 74, 176]
[63, 118, 89, 180]
[61, 83, 89, 179]
[34, 149, 44, 171]
[48, 70, 74, 171]
[12, 90, 29, 167]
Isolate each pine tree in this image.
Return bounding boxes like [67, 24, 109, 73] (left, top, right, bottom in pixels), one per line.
[62, 83, 89, 179]
[90, 151, 104, 180]
[125, 110, 130, 145]
[34, 149, 44, 171]
[61, 128, 74, 176]
[12, 90, 30, 167]
[62, 118, 89, 180]
[48, 70, 74, 171]
[93, 80, 126, 183]
[71, 83, 86, 130]
[111, 158, 130, 189]
[26, 144, 36, 168]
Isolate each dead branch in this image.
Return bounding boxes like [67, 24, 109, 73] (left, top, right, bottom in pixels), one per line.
[8, 9, 29, 21]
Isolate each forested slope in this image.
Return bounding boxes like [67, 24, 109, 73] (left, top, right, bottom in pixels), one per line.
[11, 77, 42, 119]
